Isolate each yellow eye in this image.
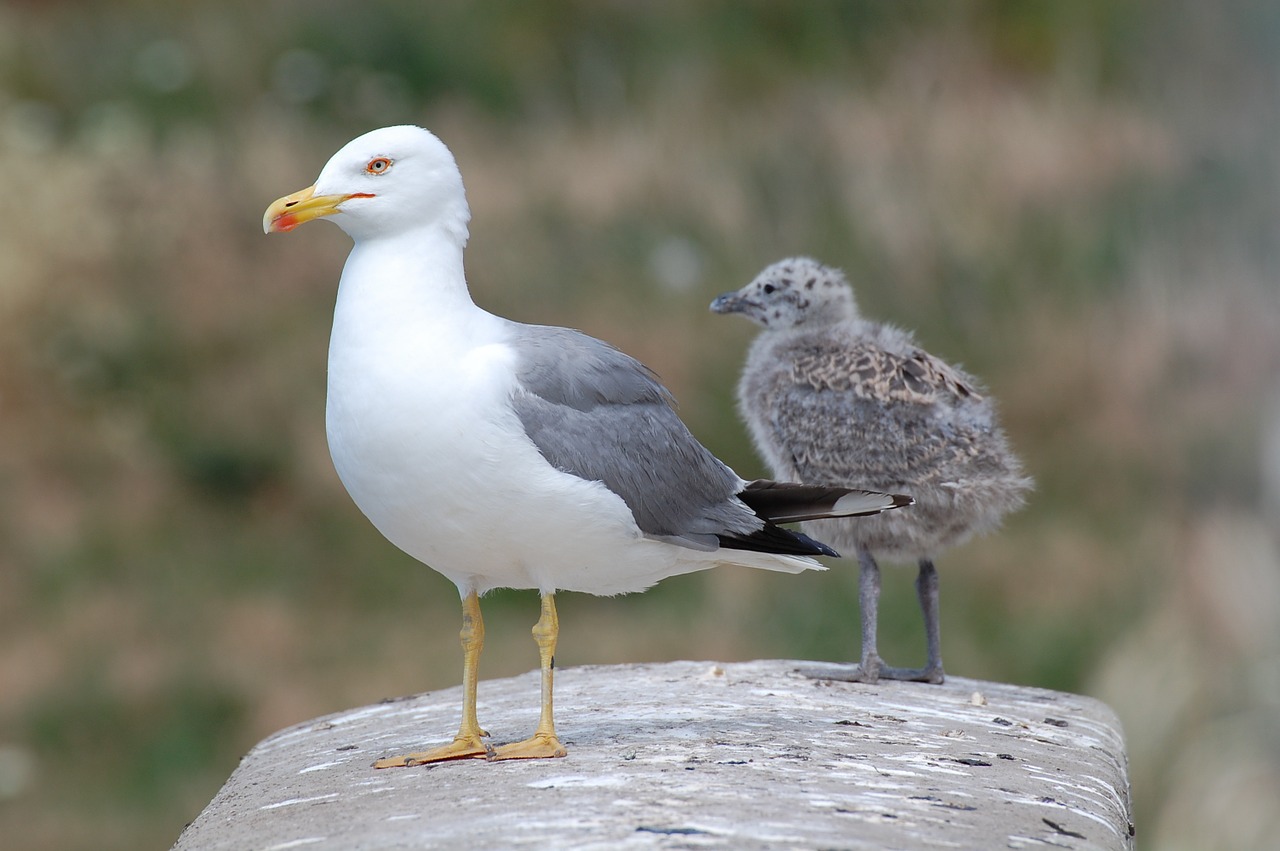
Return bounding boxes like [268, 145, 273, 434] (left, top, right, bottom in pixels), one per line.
[366, 157, 392, 174]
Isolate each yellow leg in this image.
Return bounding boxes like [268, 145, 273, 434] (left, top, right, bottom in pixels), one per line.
[491, 592, 567, 760]
[373, 590, 492, 767]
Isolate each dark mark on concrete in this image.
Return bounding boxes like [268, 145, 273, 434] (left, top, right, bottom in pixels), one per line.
[1044, 818, 1087, 839]
[636, 826, 710, 836]
[953, 757, 993, 767]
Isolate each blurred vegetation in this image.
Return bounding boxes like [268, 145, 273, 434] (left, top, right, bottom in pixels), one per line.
[0, 1, 1277, 849]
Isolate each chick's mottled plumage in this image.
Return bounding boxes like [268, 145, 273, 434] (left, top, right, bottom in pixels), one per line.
[712, 257, 1032, 683]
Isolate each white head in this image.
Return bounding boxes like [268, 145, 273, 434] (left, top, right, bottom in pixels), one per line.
[710, 257, 858, 330]
[263, 125, 470, 244]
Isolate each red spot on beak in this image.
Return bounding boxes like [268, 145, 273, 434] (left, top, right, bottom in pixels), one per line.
[273, 213, 301, 233]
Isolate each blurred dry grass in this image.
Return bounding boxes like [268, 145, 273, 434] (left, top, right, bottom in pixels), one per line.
[1, 2, 1277, 849]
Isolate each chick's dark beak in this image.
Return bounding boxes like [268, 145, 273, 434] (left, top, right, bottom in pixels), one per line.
[709, 291, 751, 315]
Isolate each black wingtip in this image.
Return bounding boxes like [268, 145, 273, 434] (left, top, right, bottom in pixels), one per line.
[716, 523, 839, 558]
[791, 530, 841, 558]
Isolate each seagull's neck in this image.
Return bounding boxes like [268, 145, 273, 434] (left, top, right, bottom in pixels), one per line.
[336, 226, 483, 330]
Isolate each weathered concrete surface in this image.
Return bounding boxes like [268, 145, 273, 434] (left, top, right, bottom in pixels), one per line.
[173, 659, 1132, 850]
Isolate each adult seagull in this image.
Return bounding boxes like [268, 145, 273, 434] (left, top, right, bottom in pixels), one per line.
[263, 126, 911, 766]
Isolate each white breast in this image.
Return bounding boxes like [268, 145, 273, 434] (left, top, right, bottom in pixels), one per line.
[322, 268, 696, 596]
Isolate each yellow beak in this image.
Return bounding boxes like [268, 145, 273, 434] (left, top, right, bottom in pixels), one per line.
[262, 184, 372, 234]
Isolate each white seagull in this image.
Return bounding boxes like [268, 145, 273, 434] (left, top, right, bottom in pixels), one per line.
[263, 126, 911, 766]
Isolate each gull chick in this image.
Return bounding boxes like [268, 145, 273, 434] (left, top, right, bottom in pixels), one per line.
[263, 128, 911, 765]
[711, 257, 1031, 683]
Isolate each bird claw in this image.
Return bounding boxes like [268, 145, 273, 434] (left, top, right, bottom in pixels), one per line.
[372, 735, 493, 768]
[876, 663, 946, 685]
[489, 732, 567, 761]
[797, 655, 943, 685]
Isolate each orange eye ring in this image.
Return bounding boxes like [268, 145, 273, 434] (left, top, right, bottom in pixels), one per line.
[366, 157, 393, 174]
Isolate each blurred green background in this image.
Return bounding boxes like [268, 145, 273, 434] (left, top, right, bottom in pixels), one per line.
[1, 1, 1277, 848]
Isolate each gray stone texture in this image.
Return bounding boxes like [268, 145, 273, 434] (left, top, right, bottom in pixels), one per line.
[173, 659, 1132, 850]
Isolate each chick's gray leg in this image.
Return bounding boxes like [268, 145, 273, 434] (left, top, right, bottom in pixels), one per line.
[855, 547, 886, 680]
[878, 558, 945, 684]
[916, 559, 945, 683]
[811, 546, 885, 683]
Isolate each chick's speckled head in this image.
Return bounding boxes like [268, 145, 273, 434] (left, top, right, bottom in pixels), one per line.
[710, 257, 858, 330]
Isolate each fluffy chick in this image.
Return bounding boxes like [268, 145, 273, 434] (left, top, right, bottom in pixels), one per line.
[711, 257, 1032, 683]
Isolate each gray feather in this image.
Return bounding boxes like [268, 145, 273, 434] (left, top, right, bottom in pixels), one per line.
[508, 324, 764, 545]
[511, 325, 673, 410]
[716, 257, 1033, 561]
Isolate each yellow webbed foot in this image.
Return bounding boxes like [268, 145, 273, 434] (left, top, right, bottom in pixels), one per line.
[490, 732, 567, 761]
[373, 734, 493, 768]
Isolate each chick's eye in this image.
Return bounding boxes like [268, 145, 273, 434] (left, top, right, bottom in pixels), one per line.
[762, 284, 776, 294]
[366, 157, 392, 174]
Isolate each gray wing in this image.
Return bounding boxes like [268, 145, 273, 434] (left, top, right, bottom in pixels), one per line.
[508, 324, 762, 550]
[774, 340, 1009, 489]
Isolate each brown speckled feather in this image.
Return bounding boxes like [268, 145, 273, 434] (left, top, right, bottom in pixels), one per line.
[713, 258, 1031, 562]
[789, 339, 981, 405]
